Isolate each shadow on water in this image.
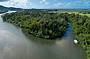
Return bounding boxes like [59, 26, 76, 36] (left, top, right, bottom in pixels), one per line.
[22, 23, 72, 46]
[22, 30, 56, 46]
[22, 22, 86, 59]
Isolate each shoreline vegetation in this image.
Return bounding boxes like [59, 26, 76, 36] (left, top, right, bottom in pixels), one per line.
[69, 13, 90, 59]
[2, 11, 68, 39]
[2, 10, 90, 59]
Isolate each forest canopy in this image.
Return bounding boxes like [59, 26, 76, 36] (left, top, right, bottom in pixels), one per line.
[2, 11, 68, 39]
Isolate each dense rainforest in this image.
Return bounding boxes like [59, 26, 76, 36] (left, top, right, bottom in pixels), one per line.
[61, 13, 90, 59]
[2, 10, 90, 59]
[68, 13, 90, 59]
[2, 11, 68, 39]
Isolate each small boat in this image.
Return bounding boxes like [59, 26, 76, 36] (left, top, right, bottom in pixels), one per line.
[74, 39, 78, 44]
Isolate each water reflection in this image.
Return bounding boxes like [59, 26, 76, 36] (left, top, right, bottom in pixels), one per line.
[0, 14, 86, 59]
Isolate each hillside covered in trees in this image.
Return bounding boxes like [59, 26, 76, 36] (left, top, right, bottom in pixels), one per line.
[0, 5, 22, 13]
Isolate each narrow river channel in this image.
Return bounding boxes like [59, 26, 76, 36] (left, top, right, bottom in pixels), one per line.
[0, 13, 86, 59]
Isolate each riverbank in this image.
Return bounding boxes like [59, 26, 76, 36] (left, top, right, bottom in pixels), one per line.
[0, 13, 86, 59]
[2, 11, 68, 39]
[68, 13, 90, 59]
[1, 11, 89, 59]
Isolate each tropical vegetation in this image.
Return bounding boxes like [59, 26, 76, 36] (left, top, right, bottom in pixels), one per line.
[2, 11, 68, 39]
[2, 10, 90, 59]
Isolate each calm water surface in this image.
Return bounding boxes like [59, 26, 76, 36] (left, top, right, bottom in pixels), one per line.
[0, 14, 86, 59]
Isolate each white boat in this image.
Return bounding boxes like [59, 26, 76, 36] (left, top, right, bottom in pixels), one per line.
[74, 39, 78, 44]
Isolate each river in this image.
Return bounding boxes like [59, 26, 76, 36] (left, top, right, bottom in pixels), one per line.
[0, 13, 86, 59]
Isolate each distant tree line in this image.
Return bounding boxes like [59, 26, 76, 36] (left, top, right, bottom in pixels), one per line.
[79, 11, 90, 14]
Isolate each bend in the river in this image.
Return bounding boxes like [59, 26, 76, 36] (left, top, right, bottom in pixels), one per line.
[0, 12, 86, 59]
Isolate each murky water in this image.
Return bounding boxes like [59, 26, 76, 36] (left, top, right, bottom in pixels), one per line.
[0, 14, 86, 59]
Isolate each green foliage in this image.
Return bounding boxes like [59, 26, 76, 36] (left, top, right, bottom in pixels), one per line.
[2, 11, 90, 59]
[2, 11, 68, 39]
[68, 13, 90, 59]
